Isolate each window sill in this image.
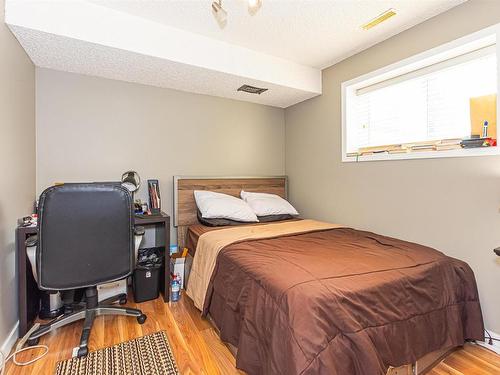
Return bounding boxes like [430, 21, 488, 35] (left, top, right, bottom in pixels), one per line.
[342, 146, 500, 162]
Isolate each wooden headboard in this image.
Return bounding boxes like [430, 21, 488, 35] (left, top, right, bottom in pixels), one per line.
[173, 176, 287, 248]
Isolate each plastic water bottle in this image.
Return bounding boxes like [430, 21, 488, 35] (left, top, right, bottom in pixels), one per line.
[175, 273, 182, 290]
[171, 274, 181, 302]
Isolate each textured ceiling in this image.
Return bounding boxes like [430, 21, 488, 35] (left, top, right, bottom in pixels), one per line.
[6, 0, 321, 108]
[6, 0, 466, 108]
[90, 0, 466, 69]
[10, 25, 316, 107]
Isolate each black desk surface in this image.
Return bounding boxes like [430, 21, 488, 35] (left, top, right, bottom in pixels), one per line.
[19, 212, 170, 230]
[134, 212, 169, 224]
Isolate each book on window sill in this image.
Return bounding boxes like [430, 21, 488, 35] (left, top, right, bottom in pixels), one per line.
[434, 144, 462, 151]
[410, 144, 435, 151]
[353, 138, 484, 156]
[438, 138, 462, 145]
[346, 152, 360, 157]
[388, 148, 410, 154]
[359, 144, 402, 153]
[358, 145, 408, 155]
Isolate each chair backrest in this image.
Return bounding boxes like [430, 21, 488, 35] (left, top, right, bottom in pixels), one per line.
[37, 183, 134, 290]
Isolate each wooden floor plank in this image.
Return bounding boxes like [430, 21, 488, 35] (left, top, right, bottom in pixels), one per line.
[457, 350, 500, 373]
[4, 294, 499, 375]
[428, 362, 465, 375]
[463, 343, 500, 367]
[440, 349, 499, 375]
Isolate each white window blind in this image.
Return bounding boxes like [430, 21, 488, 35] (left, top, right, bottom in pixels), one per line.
[346, 46, 497, 153]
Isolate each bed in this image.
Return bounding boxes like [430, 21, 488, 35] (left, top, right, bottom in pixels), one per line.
[173, 176, 484, 375]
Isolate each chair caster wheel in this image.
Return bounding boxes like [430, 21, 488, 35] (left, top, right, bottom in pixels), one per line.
[77, 346, 88, 357]
[119, 297, 127, 305]
[137, 314, 147, 324]
[27, 337, 39, 346]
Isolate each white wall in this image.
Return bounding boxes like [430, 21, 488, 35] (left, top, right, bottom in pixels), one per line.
[36, 68, 285, 242]
[0, 0, 35, 353]
[285, 0, 500, 333]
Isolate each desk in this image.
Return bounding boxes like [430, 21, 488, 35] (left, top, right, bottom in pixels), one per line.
[16, 212, 170, 338]
[134, 213, 171, 303]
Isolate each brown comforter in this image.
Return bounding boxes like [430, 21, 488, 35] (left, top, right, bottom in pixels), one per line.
[198, 226, 483, 375]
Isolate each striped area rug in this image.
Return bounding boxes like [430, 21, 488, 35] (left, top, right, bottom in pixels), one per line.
[55, 331, 179, 375]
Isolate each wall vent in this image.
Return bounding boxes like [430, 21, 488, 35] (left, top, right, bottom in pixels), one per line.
[237, 84, 268, 95]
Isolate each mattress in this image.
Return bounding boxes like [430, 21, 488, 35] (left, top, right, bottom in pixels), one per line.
[187, 223, 484, 375]
[185, 219, 298, 256]
[186, 223, 222, 256]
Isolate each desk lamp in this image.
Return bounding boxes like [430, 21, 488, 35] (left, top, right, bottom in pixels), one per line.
[121, 171, 142, 213]
[121, 171, 141, 197]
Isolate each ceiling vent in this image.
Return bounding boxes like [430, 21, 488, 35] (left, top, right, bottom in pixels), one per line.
[237, 84, 268, 95]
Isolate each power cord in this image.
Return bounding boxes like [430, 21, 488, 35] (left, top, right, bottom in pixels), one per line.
[0, 323, 48, 375]
[485, 329, 500, 345]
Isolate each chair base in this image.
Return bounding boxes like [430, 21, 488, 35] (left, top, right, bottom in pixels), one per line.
[28, 288, 146, 357]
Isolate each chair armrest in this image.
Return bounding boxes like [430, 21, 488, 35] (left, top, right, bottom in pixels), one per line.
[134, 227, 145, 267]
[25, 235, 38, 282]
[25, 234, 38, 247]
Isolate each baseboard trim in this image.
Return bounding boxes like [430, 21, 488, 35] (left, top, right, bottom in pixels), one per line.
[477, 329, 500, 355]
[0, 321, 19, 357]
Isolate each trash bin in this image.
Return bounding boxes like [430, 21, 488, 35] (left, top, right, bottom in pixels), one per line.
[133, 247, 163, 303]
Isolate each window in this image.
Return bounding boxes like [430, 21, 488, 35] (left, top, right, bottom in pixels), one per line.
[342, 28, 499, 162]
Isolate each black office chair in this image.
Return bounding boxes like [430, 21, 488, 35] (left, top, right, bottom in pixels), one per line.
[26, 183, 147, 357]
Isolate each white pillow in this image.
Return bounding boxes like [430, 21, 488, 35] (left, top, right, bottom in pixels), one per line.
[194, 190, 258, 222]
[240, 190, 299, 217]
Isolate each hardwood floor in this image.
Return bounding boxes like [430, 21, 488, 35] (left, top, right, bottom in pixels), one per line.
[427, 344, 500, 375]
[4, 295, 242, 375]
[4, 295, 500, 375]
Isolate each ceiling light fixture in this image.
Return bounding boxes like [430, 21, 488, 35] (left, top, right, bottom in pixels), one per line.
[212, 0, 262, 27]
[212, 0, 227, 27]
[362, 8, 397, 30]
[248, 0, 262, 15]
